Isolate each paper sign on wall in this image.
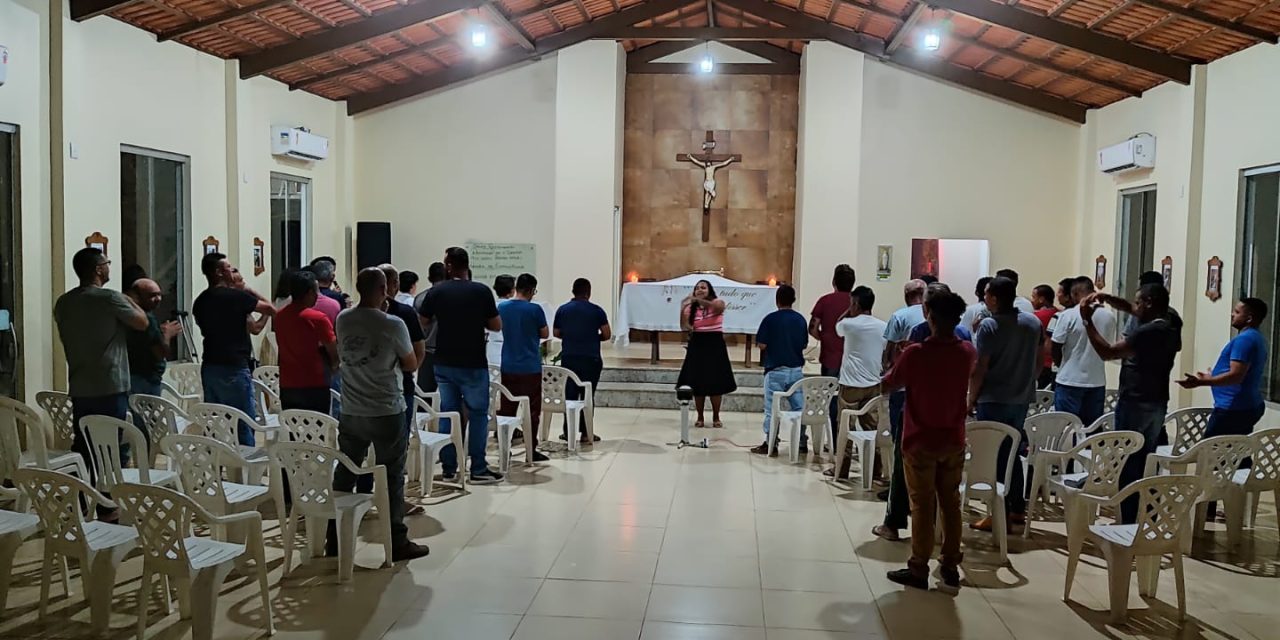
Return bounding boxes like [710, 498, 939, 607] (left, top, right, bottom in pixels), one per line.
[465, 241, 537, 287]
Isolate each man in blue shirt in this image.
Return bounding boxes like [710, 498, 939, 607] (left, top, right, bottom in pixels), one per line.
[752, 285, 810, 455]
[872, 279, 926, 540]
[908, 283, 973, 343]
[554, 279, 611, 443]
[1178, 297, 1269, 435]
[499, 274, 549, 461]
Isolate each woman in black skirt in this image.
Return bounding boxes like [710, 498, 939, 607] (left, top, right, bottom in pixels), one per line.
[677, 280, 738, 428]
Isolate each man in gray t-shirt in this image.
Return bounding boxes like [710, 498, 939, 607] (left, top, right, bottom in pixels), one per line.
[330, 267, 428, 562]
[969, 276, 1044, 526]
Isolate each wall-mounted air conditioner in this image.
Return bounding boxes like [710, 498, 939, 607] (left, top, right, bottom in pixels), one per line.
[271, 126, 329, 161]
[1098, 134, 1155, 174]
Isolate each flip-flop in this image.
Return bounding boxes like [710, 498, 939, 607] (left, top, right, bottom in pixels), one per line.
[712, 421, 724, 429]
[694, 421, 706, 428]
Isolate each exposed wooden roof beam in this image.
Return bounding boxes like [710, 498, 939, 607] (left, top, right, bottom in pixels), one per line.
[1088, 1, 1135, 29]
[1047, 0, 1080, 18]
[70, 0, 139, 21]
[348, 0, 695, 114]
[928, 0, 1191, 82]
[157, 0, 294, 41]
[889, 49, 1086, 122]
[722, 40, 802, 64]
[629, 61, 799, 73]
[1128, 14, 1175, 41]
[290, 37, 454, 90]
[333, 0, 373, 17]
[886, 3, 928, 55]
[290, 1, 339, 28]
[1172, 0, 1280, 53]
[627, 40, 697, 63]
[949, 31, 1140, 97]
[717, 0, 886, 57]
[707, 0, 716, 27]
[1133, 0, 1277, 43]
[608, 26, 817, 39]
[239, 0, 484, 79]
[572, 0, 592, 22]
[481, 3, 535, 51]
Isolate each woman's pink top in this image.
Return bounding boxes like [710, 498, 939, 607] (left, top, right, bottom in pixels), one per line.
[691, 305, 724, 332]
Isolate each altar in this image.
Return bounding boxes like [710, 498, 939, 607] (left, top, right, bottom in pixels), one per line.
[615, 274, 778, 364]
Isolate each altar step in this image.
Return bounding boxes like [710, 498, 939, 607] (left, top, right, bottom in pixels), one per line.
[595, 365, 766, 412]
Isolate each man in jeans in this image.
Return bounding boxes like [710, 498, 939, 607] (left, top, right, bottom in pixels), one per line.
[414, 262, 446, 396]
[752, 285, 809, 455]
[810, 265, 857, 435]
[1052, 277, 1115, 428]
[419, 247, 504, 484]
[553, 278, 611, 443]
[827, 286, 886, 478]
[881, 292, 974, 593]
[969, 276, 1043, 532]
[499, 274, 549, 462]
[192, 252, 275, 446]
[327, 267, 428, 561]
[54, 248, 149, 518]
[1080, 284, 1181, 523]
[872, 279, 925, 541]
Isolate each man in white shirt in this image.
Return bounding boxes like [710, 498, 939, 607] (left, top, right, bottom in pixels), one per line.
[828, 286, 887, 479]
[1051, 276, 1116, 428]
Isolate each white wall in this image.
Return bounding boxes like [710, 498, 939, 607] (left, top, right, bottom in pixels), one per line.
[353, 59, 557, 295]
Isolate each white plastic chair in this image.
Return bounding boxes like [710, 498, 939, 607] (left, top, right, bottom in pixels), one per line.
[1026, 389, 1055, 418]
[252, 365, 280, 397]
[1103, 389, 1120, 413]
[1225, 428, 1280, 547]
[114, 482, 275, 640]
[270, 442, 392, 582]
[13, 467, 138, 632]
[1081, 411, 1116, 436]
[1023, 411, 1085, 535]
[34, 390, 77, 453]
[129, 393, 192, 468]
[541, 366, 595, 452]
[162, 434, 284, 546]
[835, 395, 890, 490]
[1064, 475, 1202, 623]
[1147, 434, 1253, 551]
[412, 396, 465, 496]
[0, 396, 89, 492]
[164, 363, 203, 411]
[962, 421, 1022, 563]
[1042, 431, 1145, 569]
[766, 376, 839, 463]
[280, 409, 339, 446]
[0, 485, 38, 613]
[78, 415, 178, 493]
[1157, 408, 1213, 465]
[187, 402, 277, 485]
[490, 381, 532, 472]
[251, 379, 282, 429]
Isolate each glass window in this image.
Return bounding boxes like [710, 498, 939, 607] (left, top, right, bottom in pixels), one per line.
[270, 173, 310, 294]
[1115, 186, 1157, 301]
[121, 146, 190, 360]
[0, 124, 20, 398]
[1238, 165, 1280, 401]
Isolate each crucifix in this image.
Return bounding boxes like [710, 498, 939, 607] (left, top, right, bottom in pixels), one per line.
[677, 130, 741, 241]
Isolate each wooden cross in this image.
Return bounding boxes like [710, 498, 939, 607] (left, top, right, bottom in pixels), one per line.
[677, 130, 742, 242]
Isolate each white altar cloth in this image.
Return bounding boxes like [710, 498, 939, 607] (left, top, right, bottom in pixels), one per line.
[615, 274, 777, 345]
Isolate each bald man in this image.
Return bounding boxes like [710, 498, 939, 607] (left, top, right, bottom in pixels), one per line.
[126, 278, 182, 400]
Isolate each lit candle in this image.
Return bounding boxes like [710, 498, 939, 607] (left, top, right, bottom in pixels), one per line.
[767, 276, 777, 287]
[628, 272, 639, 283]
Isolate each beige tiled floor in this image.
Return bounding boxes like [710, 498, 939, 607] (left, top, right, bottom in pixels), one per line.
[1, 408, 1276, 639]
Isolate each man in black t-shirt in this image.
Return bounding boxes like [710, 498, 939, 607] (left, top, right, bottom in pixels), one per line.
[193, 252, 276, 446]
[419, 248, 504, 484]
[378, 264, 426, 437]
[1080, 283, 1182, 524]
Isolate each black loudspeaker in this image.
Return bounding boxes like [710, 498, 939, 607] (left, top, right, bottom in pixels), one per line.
[356, 221, 392, 270]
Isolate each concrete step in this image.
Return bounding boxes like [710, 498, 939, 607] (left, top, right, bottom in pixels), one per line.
[596, 382, 765, 413]
[599, 366, 765, 389]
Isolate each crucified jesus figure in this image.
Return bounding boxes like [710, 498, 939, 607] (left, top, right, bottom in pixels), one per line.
[685, 155, 738, 212]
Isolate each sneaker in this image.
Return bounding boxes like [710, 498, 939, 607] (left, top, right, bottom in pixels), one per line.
[876, 488, 890, 502]
[938, 567, 961, 595]
[886, 568, 929, 590]
[798, 441, 809, 454]
[404, 502, 425, 516]
[530, 451, 550, 462]
[391, 541, 431, 562]
[559, 433, 569, 441]
[511, 428, 525, 444]
[580, 434, 602, 444]
[442, 470, 459, 483]
[871, 524, 901, 542]
[750, 442, 770, 455]
[470, 468, 505, 484]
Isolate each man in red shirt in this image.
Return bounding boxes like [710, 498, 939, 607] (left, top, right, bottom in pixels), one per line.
[1031, 284, 1058, 389]
[879, 291, 975, 594]
[809, 264, 856, 439]
[275, 270, 338, 413]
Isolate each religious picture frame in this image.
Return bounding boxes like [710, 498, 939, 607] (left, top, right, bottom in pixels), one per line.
[85, 231, 108, 256]
[252, 237, 265, 276]
[1161, 256, 1173, 290]
[876, 245, 893, 281]
[202, 236, 220, 255]
[1206, 256, 1223, 301]
[1094, 255, 1107, 290]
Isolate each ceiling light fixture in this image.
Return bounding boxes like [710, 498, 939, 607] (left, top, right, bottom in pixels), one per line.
[699, 42, 714, 73]
[922, 8, 943, 52]
[470, 25, 488, 48]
